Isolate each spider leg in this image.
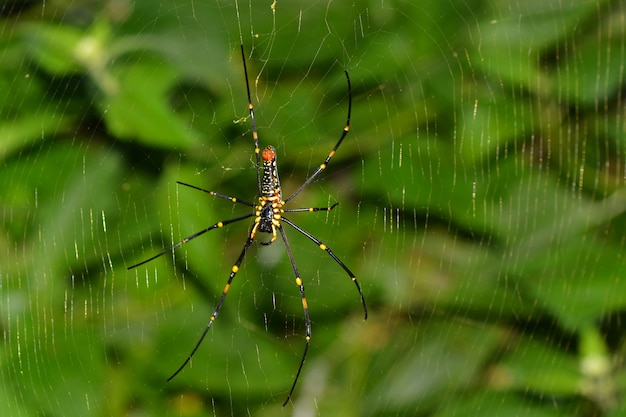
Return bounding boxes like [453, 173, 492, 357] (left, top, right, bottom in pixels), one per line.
[277, 226, 311, 406]
[281, 217, 367, 320]
[167, 229, 257, 381]
[283, 202, 339, 214]
[284, 70, 351, 204]
[240, 45, 263, 196]
[126, 212, 254, 270]
[177, 181, 255, 207]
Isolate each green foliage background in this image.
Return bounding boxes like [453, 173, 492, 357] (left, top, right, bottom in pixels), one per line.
[1, 0, 626, 416]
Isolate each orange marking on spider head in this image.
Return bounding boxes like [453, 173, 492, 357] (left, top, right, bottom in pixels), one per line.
[262, 146, 276, 162]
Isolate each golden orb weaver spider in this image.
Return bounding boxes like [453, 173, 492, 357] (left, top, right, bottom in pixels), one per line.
[127, 45, 367, 406]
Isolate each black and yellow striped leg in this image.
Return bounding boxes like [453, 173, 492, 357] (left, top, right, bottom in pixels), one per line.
[240, 45, 263, 196]
[281, 217, 368, 320]
[278, 226, 311, 406]
[284, 70, 351, 204]
[167, 233, 257, 381]
[177, 181, 255, 208]
[283, 202, 339, 214]
[127, 213, 255, 270]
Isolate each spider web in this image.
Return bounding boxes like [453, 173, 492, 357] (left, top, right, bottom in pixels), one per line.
[1, 0, 625, 416]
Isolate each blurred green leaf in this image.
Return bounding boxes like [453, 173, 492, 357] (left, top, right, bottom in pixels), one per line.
[494, 337, 580, 395]
[436, 391, 572, 417]
[19, 23, 85, 74]
[101, 58, 201, 148]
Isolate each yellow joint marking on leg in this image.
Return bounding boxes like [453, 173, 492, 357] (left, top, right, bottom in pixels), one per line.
[319, 243, 327, 250]
[217, 221, 224, 227]
[320, 163, 327, 169]
[231, 265, 239, 273]
[305, 336, 311, 341]
[344, 125, 350, 132]
[295, 277, 303, 286]
[352, 277, 357, 282]
[210, 316, 216, 321]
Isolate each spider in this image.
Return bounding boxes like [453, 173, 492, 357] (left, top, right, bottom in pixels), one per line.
[127, 45, 367, 405]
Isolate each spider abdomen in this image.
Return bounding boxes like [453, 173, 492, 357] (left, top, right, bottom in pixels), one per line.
[256, 202, 277, 233]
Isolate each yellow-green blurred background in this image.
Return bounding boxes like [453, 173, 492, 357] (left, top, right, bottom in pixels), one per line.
[2, 0, 626, 416]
